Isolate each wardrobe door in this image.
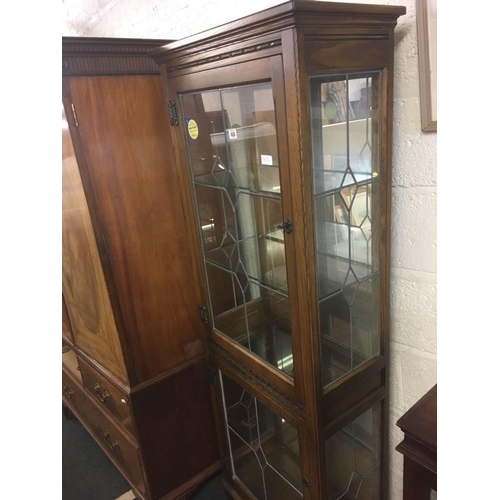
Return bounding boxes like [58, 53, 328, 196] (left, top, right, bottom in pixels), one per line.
[62, 103, 128, 382]
[67, 76, 204, 384]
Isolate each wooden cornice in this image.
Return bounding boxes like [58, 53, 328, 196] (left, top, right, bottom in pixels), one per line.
[62, 36, 173, 76]
[150, 0, 406, 68]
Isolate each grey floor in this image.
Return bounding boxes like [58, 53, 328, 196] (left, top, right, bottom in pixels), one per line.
[62, 410, 225, 500]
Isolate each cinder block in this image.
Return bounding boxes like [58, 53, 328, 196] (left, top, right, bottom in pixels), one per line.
[390, 275, 437, 354]
[391, 189, 437, 273]
[392, 99, 437, 187]
[390, 342, 437, 412]
[388, 342, 405, 411]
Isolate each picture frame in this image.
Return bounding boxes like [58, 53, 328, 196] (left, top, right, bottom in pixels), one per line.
[416, 0, 437, 132]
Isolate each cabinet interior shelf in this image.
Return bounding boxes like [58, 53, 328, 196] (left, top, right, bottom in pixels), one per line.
[313, 171, 377, 199]
[193, 163, 282, 198]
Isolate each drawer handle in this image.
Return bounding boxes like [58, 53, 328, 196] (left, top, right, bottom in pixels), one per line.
[94, 383, 110, 403]
[63, 384, 74, 399]
[104, 431, 119, 451]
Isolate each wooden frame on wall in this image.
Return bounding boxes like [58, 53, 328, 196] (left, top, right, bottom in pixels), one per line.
[416, 0, 437, 132]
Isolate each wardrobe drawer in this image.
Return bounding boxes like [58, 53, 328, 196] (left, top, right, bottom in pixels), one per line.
[62, 369, 88, 419]
[84, 397, 145, 493]
[79, 359, 136, 435]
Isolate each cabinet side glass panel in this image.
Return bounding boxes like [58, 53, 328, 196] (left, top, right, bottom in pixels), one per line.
[309, 73, 382, 388]
[325, 403, 381, 500]
[180, 83, 294, 380]
[220, 371, 303, 500]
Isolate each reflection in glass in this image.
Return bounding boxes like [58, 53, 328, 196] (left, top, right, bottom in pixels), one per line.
[325, 404, 381, 500]
[221, 372, 303, 500]
[310, 72, 382, 387]
[181, 83, 294, 380]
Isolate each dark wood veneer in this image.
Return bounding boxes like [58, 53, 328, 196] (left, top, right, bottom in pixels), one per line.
[132, 360, 219, 500]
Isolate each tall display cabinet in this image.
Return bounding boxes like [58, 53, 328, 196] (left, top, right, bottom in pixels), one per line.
[152, 2, 405, 499]
[62, 37, 219, 500]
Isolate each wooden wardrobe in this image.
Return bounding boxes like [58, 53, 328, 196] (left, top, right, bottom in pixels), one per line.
[62, 37, 219, 500]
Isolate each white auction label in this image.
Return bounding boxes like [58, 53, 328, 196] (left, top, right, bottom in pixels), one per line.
[261, 154, 273, 166]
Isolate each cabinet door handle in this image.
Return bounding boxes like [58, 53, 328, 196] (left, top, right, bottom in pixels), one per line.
[277, 219, 293, 234]
[103, 432, 119, 451]
[94, 383, 110, 403]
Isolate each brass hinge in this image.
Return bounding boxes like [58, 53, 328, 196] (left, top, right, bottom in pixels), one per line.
[302, 477, 310, 488]
[167, 100, 179, 126]
[221, 455, 229, 470]
[199, 304, 209, 324]
[208, 367, 217, 386]
[71, 103, 79, 127]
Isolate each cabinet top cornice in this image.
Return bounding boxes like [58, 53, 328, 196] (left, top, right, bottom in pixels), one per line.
[62, 36, 173, 76]
[150, 0, 406, 65]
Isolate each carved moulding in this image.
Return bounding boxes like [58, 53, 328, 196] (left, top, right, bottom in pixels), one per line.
[209, 341, 305, 421]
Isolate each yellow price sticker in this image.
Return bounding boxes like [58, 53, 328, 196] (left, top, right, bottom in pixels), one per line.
[187, 119, 199, 140]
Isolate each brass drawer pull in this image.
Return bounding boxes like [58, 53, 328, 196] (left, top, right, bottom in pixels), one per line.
[94, 383, 110, 403]
[63, 384, 74, 399]
[104, 431, 119, 451]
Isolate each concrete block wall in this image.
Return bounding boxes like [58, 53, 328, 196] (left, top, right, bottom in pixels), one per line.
[62, 1, 437, 498]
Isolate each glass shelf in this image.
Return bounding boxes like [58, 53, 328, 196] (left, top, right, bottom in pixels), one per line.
[316, 221, 372, 263]
[210, 121, 277, 147]
[205, 247, 288, 295]
[264, 228, 284, 243]
[317, 257, 378, 302]
[204, 219, 376, 302]
[193, 162, 281, 198]
[215, 316, 294, 379]
[313, 168, 376, 200]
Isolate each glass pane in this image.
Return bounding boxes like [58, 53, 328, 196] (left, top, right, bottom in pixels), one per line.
[310, 72, 382, 387]
[182, 83, 281, 196]
[325, 404, 381, 500]
[221, 373, 303, 500]
[196, 185, 287, 292]
[181, 82, 294, 380]
[311, 73, 380, 196]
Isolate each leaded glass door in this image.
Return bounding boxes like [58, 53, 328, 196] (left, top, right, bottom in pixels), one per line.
[179, 75, 297, 383]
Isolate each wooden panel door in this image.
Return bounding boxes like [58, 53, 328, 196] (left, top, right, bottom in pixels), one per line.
[62, 103, 128, 382]
[66, 76, 204, 384]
